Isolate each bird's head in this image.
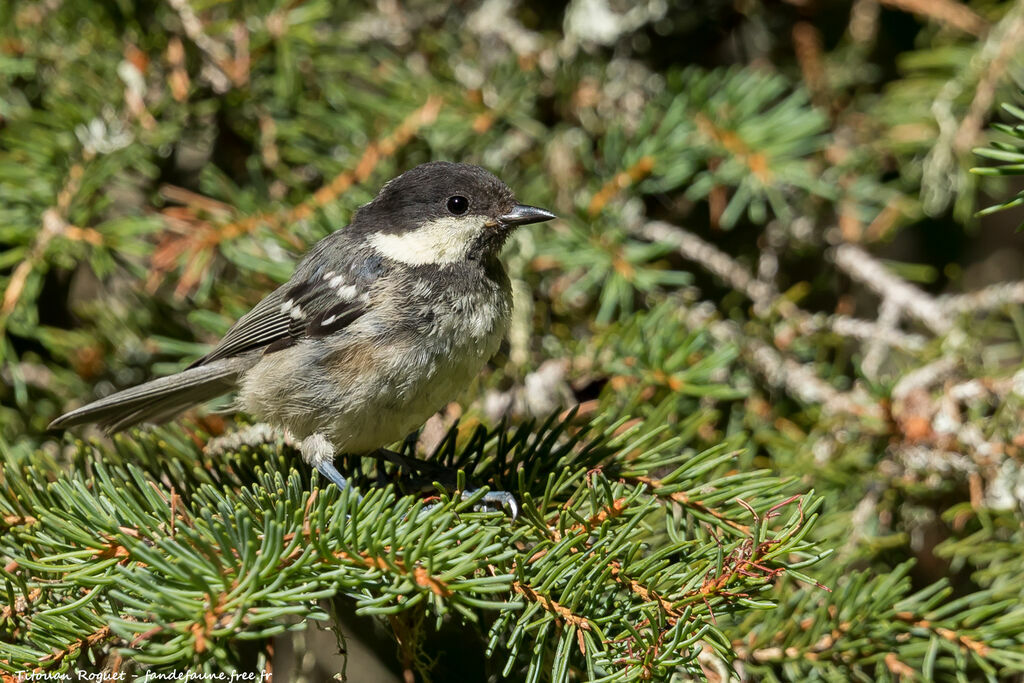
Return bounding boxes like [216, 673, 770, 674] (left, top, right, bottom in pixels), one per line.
[353, 161, 555, 265]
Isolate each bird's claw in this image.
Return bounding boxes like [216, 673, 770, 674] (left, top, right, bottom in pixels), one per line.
[464, 489, 519, 520]
[416, 488, 518, 520]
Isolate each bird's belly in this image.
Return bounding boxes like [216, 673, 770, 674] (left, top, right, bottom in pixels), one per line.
[336, 341, 496, 453]
[328, 318, 506, 452]
[240, 309, 507, 453]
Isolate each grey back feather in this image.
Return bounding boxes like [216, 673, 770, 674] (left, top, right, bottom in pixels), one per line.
[188, 233, 380, 368]
[187, 288, 290, 367]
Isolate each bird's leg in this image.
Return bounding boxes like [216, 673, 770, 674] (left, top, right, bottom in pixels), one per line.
[370, 448, 453, 477]
[371, 447, 425, 471]
[301, 433, 354, 494]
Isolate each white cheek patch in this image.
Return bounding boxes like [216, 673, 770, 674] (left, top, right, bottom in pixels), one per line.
[369, 215, 487, 265]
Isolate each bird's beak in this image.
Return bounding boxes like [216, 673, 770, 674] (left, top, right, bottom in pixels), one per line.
[494, 204, 557, 227]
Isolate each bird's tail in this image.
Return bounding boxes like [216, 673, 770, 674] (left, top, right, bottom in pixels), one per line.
[49, 356, 256, 433]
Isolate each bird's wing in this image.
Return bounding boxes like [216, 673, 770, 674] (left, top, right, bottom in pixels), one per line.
[190, 248, 381, 367]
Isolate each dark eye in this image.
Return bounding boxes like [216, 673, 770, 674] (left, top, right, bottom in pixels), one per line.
[446, 195, 469, 215]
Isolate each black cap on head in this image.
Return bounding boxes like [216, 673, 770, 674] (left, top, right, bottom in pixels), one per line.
[352, 161, 556, 262]
[355, 162, 515, 233]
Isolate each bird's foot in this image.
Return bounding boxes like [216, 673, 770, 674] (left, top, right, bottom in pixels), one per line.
[464, 488, 519, 520]
[422, 487, 518, 519]
[369, 451, 517, 517]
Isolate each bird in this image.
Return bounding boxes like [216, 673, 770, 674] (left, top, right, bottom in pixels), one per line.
[50, 161, 556, 514]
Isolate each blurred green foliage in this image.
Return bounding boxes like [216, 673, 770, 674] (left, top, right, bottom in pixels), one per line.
[3, 0, 1024, 680]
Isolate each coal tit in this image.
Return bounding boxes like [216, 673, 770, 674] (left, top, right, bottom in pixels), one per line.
[50, 162, 556, 511]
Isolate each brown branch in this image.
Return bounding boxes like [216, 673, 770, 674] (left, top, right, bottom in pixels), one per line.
[386, 613, 421, 683]
[879, 0, 988, 36]
[849, 0, 881, 45]
[2, 163, 101, 316]
[695, 113, 773, 183]
[588, 155, 655, 216]
[166, 36, 190, 102]
[629, 474, 751, 533]
[511, 580, 592, 630]
[153, 95, 443, 296]
[608, 562, 686, 625]
[894, 612, 991, 656]
[953, 7, 1024, 153]
[1, 514, 38, 529]
[277, 528, 454, 598]
[546, 497, 629, 544]
[122, 44, 157, 131]
[165, 0, 238, 92]
[413, 566, 451, 597]
[37, 625, 112, 668]
[740, 610, 994, 668]
[792, 22, 827, 107]
[734, 619, 852, 663]
[678, 535, 788, 613]
[884, 652, 916, 676]
[0, 588, 41, 621]
[194, 590, 231, 654]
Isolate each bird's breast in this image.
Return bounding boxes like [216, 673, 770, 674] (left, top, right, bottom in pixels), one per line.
[239, 263, 513, 453]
